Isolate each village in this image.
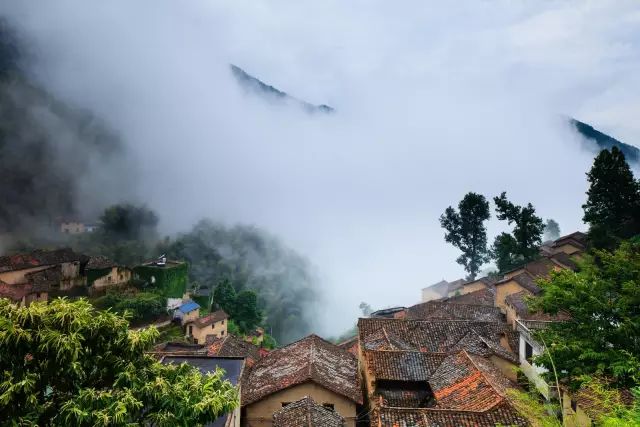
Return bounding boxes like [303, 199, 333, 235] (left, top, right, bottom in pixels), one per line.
[0, 229, 619, 426]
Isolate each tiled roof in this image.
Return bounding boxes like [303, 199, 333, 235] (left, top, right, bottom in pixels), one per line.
[177, 300, 200, 314]
[549, 252, 579, 270]
[447, 279, 466, 293]
[273, 396, 345, 427]
[371, 400, 528, 426]
[366, 351, 448, 382]
[358, 318, 517, 363]
[190, 310, 228, 327]
[24, 265, 61, 291]
[505, 291, 570, 322]
[242, 334, 362, 406]
[336, 335, 359, 357]
[406, 301, 502, 321]
[86, 256, 117, 270]
[552, 231, 587, 250]
[438, 288, 496, 306]
[207, 334, 262, 366]
[152, 341, 207, 354]
[0, 281, 32, 301]
[0, 248, 86, 273]
[496, 272, 542, 295]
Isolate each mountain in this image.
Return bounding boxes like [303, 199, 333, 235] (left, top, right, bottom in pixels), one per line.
[570, 118, 639, 163]
[230, 64, 334, 114]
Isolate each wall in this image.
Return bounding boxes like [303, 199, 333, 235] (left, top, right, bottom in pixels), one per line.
[181, 309, 200, 325]
[518, 333, 551, 400]
[505, 304, 519, 330]
[461, 281, 487, 295]
[244, 382, 357, 427]
[90, 267, 132, 290]
[59, 261, 85, 290]
[189, 319, 227, 344]
[0, 265, 49, 285]
[24, 291, 48, 306]
[489, 355, 518, 383]
[495, 280, 526, 312]
[60, 222, 86, 234]
[554, 244, 581, 256]
[133, 263, 188, 298]
[504, 268, 525, 280]
[421, 287, 443, 302]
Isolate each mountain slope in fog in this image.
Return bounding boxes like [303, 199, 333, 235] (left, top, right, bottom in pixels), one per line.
[230, 64, 334, 114]
[0, 22, 132, 238]
[571, 119, 639, 163]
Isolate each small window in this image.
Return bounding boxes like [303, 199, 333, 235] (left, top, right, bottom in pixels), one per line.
[221, 331, 225, 336]
[281, 402, 292, 408]
[222, 320, 224, 325]
[525, 341, 533, 363]
[188, 325, 193, 336]
[323, 403, 335, 411]
[571, 399, 577, 412]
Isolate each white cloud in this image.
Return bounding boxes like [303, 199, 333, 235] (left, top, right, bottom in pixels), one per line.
[1, 0, 639, 334]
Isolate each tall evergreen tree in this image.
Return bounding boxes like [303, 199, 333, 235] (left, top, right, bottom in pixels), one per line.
[491, 192, 544, 271]
[439, 192, 491, 280]
[212, 278, 237, 314]
[583, 147, 640, 249]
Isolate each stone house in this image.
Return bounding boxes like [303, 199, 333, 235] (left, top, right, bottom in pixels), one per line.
[86, 256, 132, 293]
[241, 334, 362, 427]
[174, 300, 201, 325]
[186, 310, 228, 344]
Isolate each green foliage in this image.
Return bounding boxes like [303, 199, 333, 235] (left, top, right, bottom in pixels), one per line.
[159, 220, 318, 343]
[570, 377, 640, 426]
[506, 389, 561, 427]
[583, 147, 640, 249]
[261, 333, 277, 350]
[212, 280, 262, 334]
[100, 204, 159, 241]
[491, 192, 544, 272]
[213, 279, 237, 314]
[133, 262, 188, 298]
[531, 241, 640, 387]
[543, 219, 561, 242]
[0, 298, 237, 426]
[92, 291, 167, 325]
[440, 192, 491, 280]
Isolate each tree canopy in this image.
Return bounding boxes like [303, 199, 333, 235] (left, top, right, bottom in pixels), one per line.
[531, 241, 640, 388]
[583, 147, 640, 249]
[543, 219, 561, 242]
[213, 279, 262, 334]
[439, 192, 491, 280]
[491, 192, 544, 272]
[0, 298, 237, 426]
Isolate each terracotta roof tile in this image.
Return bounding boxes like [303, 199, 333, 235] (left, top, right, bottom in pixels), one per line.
[367, 351, 448, 382]
[505, 291, 571, 322]
[188, 310, 228, 328]
[86, 256, 117, 270]
[207, 334, 262, 365]
[242, 334, 362, 406]
[406, 301, 502, 321]
[273, 396, 345, 427]
[0, 248, 86, 273]
[437, 287, 496, 306]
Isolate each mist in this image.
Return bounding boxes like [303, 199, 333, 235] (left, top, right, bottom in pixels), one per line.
[1, 0, 639, 336]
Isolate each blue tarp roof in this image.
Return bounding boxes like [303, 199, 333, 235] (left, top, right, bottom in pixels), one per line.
[177, 300, 200, 313]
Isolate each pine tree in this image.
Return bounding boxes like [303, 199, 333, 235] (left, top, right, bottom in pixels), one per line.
[583, 147, 640, 249]
[440, 192, 491, 280]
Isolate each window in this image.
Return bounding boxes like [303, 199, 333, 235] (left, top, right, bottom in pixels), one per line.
[322, 403, 335, 411]
[571, 399, 577, 412]
[222, 320, 224, 325]
[188, 325, 193, 336]
[221, 331, 225, 336]
[281, 402, 292, 408]
[525, 341, 533, 363]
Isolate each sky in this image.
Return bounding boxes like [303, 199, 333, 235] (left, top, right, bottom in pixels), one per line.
[1, 0, 639, 335]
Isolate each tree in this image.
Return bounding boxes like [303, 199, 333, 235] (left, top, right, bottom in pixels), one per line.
[0, 298, 237, 426]
[233, 290, 263, 333]
[100, 203, 159, 241]
[439, 192, 491, 280]
[213, 278, 237, 314]
[359, 302, 372, 316]
[583, 147, 640, 249]
[490, 232, 522, 273]
[531, 241, 640, 387]
[492, 192, 544, 271]
[543, 219, 561, 242]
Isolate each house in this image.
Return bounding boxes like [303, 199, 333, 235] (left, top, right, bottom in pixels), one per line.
[445, 278, 466, 297]
[241, 334, 362, 427]
[0, 280, 47, 306]
[86, 256, 131, 293]
[405, 300, 503, 322]
[160, 355, 244, 427]
[460, 275, 498, 295]
[0, 248, 87, 290]
[133, 258, 188, 298]
[58, 219, 99, 234]
[421, 280, 449, 302]
[336, 336, 359, 357]
[515, 319, 555, 400]
[494, 271, 542, 313]
[357, 318, 519, 382]
[438, 286, 496, 306]
[505, 291, 570, 330]
[152, 341, 207, 355]
[186, 310, 228, 344]
[358, 317, 526, 426]
[207, 334, 263, 369]
[561, 383, 634, 427]
[273, 396, 345, 427]
[540, 231, 587, 256]
[244, 327, 265, 345]
[174, 300, 201, 325]
[369, 306, 407, 319]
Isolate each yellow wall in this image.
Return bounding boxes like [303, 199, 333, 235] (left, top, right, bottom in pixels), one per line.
[505, 304, 519, 330]
[489, 355, 518, 383]
[461, 281, 487, 295]
[92, 267, 131, 290]
[495, 280, 526, 312]
[188, 319, 227, 344]
[244, 382, 357, 427]
[0, 266, 49, 285]
[181, 310, 200, 325]
[554, 244, 581, 256]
